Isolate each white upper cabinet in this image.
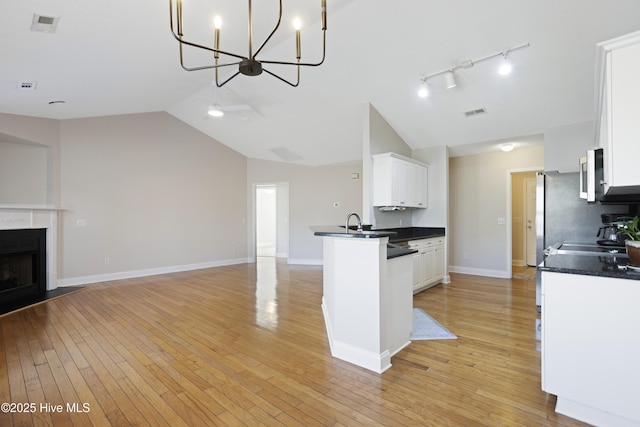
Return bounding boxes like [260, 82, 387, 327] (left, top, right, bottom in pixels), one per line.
[595, 31, 640, 194]
[372, 153, 428, 208]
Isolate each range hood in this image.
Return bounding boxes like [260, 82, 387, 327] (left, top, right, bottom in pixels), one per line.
[378, 206, 407, 212]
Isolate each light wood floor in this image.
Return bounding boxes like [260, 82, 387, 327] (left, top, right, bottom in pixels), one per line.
[0, 258, 588, 426]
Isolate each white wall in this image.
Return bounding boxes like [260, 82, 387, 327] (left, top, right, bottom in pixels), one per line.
[59, 112, 248, 283]
[449, 145, 544, 277]
[247, 158, 362, 264]
[544, 120, 594, 172]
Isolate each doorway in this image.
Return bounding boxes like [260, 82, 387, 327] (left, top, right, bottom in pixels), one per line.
[509, 170, 541, 277]
[256, 185, 277, 257]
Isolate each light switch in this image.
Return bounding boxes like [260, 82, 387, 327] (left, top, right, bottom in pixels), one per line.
[497, 217, 506, 225]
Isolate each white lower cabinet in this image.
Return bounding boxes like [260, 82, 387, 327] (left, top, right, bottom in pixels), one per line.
[409, 237, 444, 293]
[541, 271, 640, 426]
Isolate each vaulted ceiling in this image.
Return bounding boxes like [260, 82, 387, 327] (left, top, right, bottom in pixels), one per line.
[2, 1, 640, 165]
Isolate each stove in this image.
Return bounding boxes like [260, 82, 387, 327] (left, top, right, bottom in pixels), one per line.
[547, 243, 627, 257]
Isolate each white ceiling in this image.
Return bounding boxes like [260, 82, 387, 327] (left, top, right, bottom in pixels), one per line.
[2, 1, 640, 165]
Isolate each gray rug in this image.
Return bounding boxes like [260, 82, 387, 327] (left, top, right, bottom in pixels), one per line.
[411, 308, 457, 340]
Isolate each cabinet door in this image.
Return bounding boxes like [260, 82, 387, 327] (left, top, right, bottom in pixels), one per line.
[422, 247, 435, 287]
[408, 162, 427, 208]
[434, 244, 444, 280]
[610, 42, 640, 188]
[391, 157, 408, 206]
[412, 251, 422, 292]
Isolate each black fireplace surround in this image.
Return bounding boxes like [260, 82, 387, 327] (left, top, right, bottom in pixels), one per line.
[0, 228, 47, 310]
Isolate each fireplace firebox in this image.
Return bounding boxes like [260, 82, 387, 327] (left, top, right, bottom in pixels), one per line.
[0, 228, 47, 309]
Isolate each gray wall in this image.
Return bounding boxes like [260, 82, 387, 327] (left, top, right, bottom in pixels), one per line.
[247, 158, 363, 264]
[449, 145, 544, 277]
[59, 112, 248, 282]
[0, 140, 48, 204]
[363, 103, 413, 228]
[544, 120, 594, 173]
[1, 112, 249, 284]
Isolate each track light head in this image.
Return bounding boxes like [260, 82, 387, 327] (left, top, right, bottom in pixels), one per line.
[445, 71, 457, 89]
[498, 54, 512, 75]
[418, 81, 429, 98]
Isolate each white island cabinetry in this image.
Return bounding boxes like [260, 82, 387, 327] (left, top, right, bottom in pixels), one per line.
[541, 270, 640, 426]
[372, 153, 428, 208]
[314, 228, 414, 374]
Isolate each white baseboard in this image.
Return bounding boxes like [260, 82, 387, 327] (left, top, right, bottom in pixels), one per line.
[288, 258, 323, 266]
[58, 257, 252, 287]
[448, 265, 510, 279]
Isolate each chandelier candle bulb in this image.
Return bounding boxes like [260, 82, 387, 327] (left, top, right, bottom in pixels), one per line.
[294, 18, 301, 60]
[322, 0, 327, 30]
[213, 16, 221, 59]
[176, 0, 183, 36]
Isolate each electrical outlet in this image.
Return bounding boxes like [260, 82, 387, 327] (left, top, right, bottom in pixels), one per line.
[104, 258, 110, 265]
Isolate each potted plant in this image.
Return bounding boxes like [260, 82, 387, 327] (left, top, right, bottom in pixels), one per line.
[618, 216, 640, 267]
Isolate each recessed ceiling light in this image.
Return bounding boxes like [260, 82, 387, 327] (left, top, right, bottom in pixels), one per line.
[501, 144, 514, 152]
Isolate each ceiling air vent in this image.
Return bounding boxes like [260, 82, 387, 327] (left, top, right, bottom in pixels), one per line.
[270, 147, 303, 162]
[17, 81, 37, 91]
[464, 108, 487, 118]
[31, 14, 60, 33]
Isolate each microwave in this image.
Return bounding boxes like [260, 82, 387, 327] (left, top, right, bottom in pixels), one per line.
[579, 148, 603, 202]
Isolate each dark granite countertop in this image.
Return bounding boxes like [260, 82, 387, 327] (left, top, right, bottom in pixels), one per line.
[538, 253, 640, 281]
[375, 227, 446, 243]
[311, 226, 417, 259]
[311, 226, 396, 239]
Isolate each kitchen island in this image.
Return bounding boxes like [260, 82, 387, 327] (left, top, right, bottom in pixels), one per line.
[539, 253, 640, 426]
[312, 226, 416, 373]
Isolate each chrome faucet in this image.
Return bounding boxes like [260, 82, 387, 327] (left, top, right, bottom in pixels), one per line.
[345, 212, 363, 232]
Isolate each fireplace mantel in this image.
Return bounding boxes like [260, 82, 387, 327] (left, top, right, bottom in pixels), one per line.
[0, 205, 62, 290]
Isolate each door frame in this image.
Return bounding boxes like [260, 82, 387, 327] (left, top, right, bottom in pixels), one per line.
[505, 167, 543, 278]
[251, 182, 290, 262]
[524, 177, 537, 266]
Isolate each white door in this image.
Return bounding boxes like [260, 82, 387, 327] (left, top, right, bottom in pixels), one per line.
[256, 185, 277, 257]
[525, 178, 537, 266]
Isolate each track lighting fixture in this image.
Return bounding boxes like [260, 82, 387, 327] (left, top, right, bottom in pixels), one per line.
[417, 42, 529, 97]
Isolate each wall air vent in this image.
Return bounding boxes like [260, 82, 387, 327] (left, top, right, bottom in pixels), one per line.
[270, 147, 303, 162]
[17, 81, 38, 91]
[464, 108, 487, 117]
[31, 14, 60, 33]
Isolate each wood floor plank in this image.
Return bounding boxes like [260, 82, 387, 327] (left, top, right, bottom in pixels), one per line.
[0, 260, 590, 426]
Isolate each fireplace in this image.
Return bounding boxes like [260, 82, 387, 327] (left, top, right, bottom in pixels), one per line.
[0, 228, 46, 309]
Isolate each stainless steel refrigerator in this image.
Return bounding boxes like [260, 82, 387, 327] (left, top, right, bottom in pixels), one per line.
[535, 171, 622, 309]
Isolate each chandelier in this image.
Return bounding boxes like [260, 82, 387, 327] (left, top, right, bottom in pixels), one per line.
[169, 0, 327, 87]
